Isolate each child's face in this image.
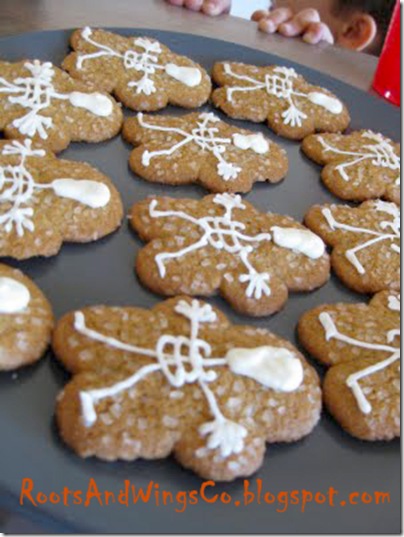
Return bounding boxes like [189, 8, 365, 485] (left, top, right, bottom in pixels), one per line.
[272, 0, 343, 36]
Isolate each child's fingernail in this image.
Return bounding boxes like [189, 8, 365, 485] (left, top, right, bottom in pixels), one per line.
[303, 32, 315, 43]
[264, 20, 275, 32]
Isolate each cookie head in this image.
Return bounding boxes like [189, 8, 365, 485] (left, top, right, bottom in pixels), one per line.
[212, 62, 350, 140]
[0, 59, 122, 152]
[53, 297, 321, 480]
[0, 264, 53, 370]
[298, 291, 400, 440]
[62, 28, 212, 111]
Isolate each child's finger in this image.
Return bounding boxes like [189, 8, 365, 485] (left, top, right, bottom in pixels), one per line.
[202, 0, 231, 16]
[251, 10, 270, 22]
[278, 8, 321, 37]
[256, 7, 294, 34]
[302, 21, 334, 44]
[185, 0, 204, 10]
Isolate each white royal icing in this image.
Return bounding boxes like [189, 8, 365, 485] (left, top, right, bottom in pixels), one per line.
[138, 112, 268, 181]
[51, 179, 110, 208]
[232, 133, 269, 154]
[222, 63, 343, 128]
[68, 91, 113, 117]
[307, 92, 343, 114]
[318, 131, 400, 185]
[77, 27, 203, 96]
[165, 64, 202, 87]
[319, 293, 400, 414]
[271, 227, 325, 259]
[0, 276, 30, 313]
[0, 139, 111, 236]
[226, 346, 303, 392]
[322, 200, 400, 275]
[0, 60, 113, 139]
[73, 299, 302, 458]
[148, 193, 326, 300]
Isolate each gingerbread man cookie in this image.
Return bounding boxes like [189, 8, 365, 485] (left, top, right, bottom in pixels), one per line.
[0, 139, 123, 259]
[211, 62, 350, 140]
[53, 297, 321, 480]
[298, 291, 400, 440]
[130, 193, 330, 316]
[0, 263, 53, 370]
[0, 59, 122, 153]
[302, 130, 400, 205]
[62, 27, 212, 112]
[305, 200, 400, 294]
[122, 112, 288, 193]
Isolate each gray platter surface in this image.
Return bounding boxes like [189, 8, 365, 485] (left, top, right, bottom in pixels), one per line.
[0, 29, 400, 534]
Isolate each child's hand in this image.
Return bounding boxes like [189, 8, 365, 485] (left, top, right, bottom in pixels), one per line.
[166, 0, 231, 16]
[252, 7, 334, 45]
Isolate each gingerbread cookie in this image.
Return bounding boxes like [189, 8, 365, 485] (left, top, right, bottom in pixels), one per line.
[0, 59, 122, 153]
[0, 263, 53, 370]
[53, 297, 321, 480]
[211, 62, 350, 140]
[305, 200, 400, 294]
[62, 27, 212, 112]
[0, 139, 123, 259]
[302, 130, 400, 205]
[130, 193, 330, 316]
[122, 112, 288, 193]
[298, 291, 400, 440]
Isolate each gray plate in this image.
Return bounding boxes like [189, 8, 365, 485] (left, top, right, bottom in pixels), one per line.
[0, 29, 400, 534]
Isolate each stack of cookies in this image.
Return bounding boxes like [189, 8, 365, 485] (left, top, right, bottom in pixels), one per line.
[0, 27, 399, 481]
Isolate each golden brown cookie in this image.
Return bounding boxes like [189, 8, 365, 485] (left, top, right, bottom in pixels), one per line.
[53, 296, 321, 480]
[211, 62, 350, 140]
[62, 27, 212, 111]
[122, 112, 288, 193]
[304, 200, 400, 294]
[130, 193, 330, 316]
[0, 59, 123, 153]
[298, 291, 400, 440]
[0, 263, 53, 370]
[0, 139, 123, 259]
[302, 130, 400, 205]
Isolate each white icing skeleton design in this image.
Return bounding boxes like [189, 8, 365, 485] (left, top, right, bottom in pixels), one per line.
[74, 299, 303, 458]
[322, 201, 400, 275]
[76, 27, 202, 96]
[138, 112, 269, 181]
[149, 193, 324, 300]
[0, 60, 112, 139]
[0, 140, 111, 236]
[319, 294, 400, 414]
[223, 64, 343, 128]
[318, 131, 400, 186]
